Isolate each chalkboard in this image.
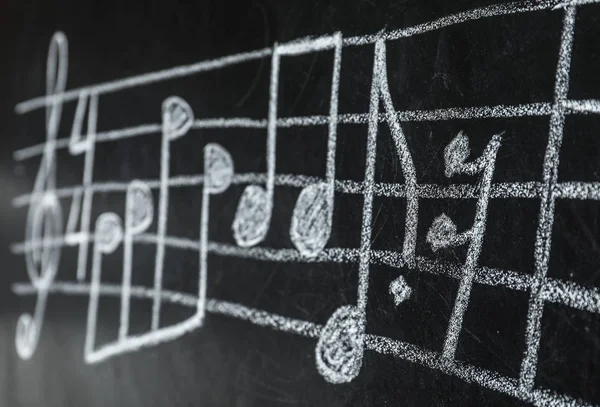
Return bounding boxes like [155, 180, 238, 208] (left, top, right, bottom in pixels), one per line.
[2, 0, 600, 405]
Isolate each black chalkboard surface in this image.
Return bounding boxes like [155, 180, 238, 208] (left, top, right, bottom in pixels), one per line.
[2, 0, 600, 405]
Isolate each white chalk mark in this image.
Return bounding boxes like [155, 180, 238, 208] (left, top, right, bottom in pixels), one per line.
[444, 131, 471, 177]
[16, 32, 68, 360]
[344, 1, 564, 46]
[16, 48, 274, 114]
[564, 98, 600, 114]
[152, 96, 194, 331]
[16, 99, 600, 163]
[16, 195, 63, 360]
[13, 101, 562, 162]
[13, 175, 552, 210]
[121, 181, 154, 340]
[198, 143, 234, 327]
[315, 305, 365, 383]
[17, 0, 596, 115]
[290, 33, 342, 257]
[11, 280, 597, 407]
[85, 144, 233, 363]
[72, 91, 98, 281]
[377, 41, 419, 267]
[64, 187, 83, 243]
[426, 213, 470, 251]
[389, 275, 412, 307]
[434, 131, 502, 360]
[520, 6, 577, 393]
[231, 45, 281, 248]
[85, 212, 123, 362]
[356, 38, 420, 317]
[11, 1, 600, 403]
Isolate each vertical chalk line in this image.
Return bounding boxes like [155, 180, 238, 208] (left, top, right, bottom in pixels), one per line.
[377, 41, 419, 266]
[356, 38, 384, 317]
[197, 158, 211, 323]
[325, 33, 342, 210]
[75, 92, 98, 281]
[519, 5, 577, 393]
[266, 45, 280, 213]
[152, 111, 172, 331]
[441, 135, 502, 360]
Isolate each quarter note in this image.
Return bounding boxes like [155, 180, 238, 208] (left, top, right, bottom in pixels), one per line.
[315, 305, 364, 384]
[290, 32, 342, 258]
[315, 37, 418, 383]
[153, 96, 194, 331]
[16, 32, 68, 360]
[231, 47, 280, 248]
[120, 180, 154, 340]
[85, 213, 123, 363]
[198, 143, 234, 322]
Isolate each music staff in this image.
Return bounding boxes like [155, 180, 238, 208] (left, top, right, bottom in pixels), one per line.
[10, 1, 600, 405]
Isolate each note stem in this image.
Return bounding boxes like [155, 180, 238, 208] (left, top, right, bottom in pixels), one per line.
[152, 128, 171, 331]
[441, 134, 502, 360]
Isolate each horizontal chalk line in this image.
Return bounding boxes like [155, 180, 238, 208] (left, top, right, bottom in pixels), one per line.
[16, 0, 600, 114]
[11, 280, 596, 407]
[14, 99, 600, 161]
[6, 175, 540, 208]
[11, 282, 322, 339]
[12, 171, 600, 209]
[10, 234, 600, 314]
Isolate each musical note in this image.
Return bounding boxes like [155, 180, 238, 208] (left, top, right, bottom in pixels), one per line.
[153, 96, 194, 330]
[426, 130, 503, 360]
[233, 34, 344, 251]
[15, 32, 68, 360]
[83, 144, 232, 363]
[315, 37, 421, 383]
[85, 212, 123, 362]
[290, 33, 342, 258]
[10, 3, 600, 404]
[315, 305, 364, 384]
[231, 47, 279, 248]
[198, 143, 234, 320]
[120, 180, 154, 340]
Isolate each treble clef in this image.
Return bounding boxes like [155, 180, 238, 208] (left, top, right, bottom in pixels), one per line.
[15, 32, 68, 359]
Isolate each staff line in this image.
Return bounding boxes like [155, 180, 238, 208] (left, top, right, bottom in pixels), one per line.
[14, 99, 600, 162]
[13, 0, 599, 114]
[12, 173, 600, 209]
[10, 235, 600, 314]
[10, 280, 597, 407]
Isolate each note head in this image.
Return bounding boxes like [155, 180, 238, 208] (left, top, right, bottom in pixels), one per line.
[126, 181, 154, 234]
[426, 213, 458, 251]
[204, 143, 234, 194]
[290, 182, 332, 257]
[162, 96, 194, 140]
[444, 130, 470, 178]
[232, 185, 271, 247]
[315, 305, 364, 384]
[95, 213, 123, 254]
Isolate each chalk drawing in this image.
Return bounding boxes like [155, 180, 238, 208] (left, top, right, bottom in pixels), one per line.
[15, 32, 67, 360]
[389, 276, 412, 307]
[428, 130, 503, 360]
[10, 1, 600, 405]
